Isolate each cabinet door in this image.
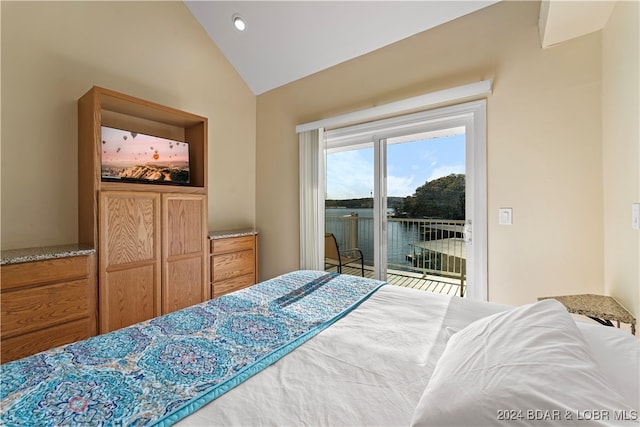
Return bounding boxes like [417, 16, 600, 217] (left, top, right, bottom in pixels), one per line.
[99, 191, 161, 333]
[162, 194, 208, 313]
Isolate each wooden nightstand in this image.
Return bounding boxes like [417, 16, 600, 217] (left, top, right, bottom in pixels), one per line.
[209, 229, 258, 298]
[538, 294, 636, 335]
[1, 245, 97, 362]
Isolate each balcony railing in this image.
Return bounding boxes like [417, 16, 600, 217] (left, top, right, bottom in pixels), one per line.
[325, 213, 466, 294]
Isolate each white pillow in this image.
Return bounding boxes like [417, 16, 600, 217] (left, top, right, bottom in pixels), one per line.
[577, 322, 640, 410]
[411, 299, 638, 426]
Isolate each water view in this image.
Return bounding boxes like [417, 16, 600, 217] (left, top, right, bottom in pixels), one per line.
[325, 132, 467, 279]
[326, 208, 456, 270]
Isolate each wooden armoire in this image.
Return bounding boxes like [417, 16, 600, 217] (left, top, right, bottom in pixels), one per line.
[78, 86, 209, 333]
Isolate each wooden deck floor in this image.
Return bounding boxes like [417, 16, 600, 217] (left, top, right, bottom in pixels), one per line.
[325, 265, 463, 297]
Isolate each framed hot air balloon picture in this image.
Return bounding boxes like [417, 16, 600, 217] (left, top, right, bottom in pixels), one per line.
[100, 125, 190, 185]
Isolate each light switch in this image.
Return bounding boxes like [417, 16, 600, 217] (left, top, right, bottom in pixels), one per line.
[633, 203, 640, 230]
[499, 208, 512, 225]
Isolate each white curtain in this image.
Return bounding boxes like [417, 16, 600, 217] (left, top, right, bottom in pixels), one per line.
[299, 128, 325, 270]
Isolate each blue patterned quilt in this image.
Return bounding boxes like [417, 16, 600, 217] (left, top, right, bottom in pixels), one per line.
[0, 270, 384, 426]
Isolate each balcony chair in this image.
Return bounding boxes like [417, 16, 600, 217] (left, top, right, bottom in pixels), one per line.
[324, 232, 364, 277]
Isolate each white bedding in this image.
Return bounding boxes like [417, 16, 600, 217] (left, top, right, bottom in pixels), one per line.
[179, 283, 639, 426]
[577, 322, 640, 410]
[411, 299, 637, 426]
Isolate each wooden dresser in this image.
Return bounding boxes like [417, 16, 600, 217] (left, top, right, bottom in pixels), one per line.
[0, 245, 97, 363]
[78, 87, 209, 333]
[209, 229, 259, 298]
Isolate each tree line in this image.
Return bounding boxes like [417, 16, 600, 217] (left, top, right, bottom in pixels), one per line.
[325, 174, 465, 220]
[398, 173, 465, 220]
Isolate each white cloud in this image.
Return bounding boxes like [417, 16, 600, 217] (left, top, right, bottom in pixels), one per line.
[326, 150, 373, 199]
[387, 174, 415, 197]
[327, 148, 465, 199]
[427, 164, 465, 182]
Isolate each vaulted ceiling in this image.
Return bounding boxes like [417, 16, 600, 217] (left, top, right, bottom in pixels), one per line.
[185, 1, 499, 95]
[185, 1, 617, 96]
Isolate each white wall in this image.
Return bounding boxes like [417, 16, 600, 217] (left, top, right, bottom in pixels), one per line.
[602, 0, 640, 317]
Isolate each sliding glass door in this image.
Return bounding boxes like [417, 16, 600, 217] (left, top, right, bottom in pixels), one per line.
[323, 101, 485, 298]
[388, 132, 468, 294]
[325, 132, 465, 277]
[325, 145, 376, 276]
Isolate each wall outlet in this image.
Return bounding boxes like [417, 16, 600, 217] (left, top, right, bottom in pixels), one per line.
[633, 203, 640, 230]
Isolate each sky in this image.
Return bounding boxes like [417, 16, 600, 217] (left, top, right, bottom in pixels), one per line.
[101, 126, 189, 167]
[326, 134, 465, 199]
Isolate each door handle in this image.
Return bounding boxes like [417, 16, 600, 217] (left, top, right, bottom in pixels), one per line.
[464, 219, 472, 244]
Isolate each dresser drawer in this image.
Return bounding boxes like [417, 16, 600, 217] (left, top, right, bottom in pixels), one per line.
[1, 278, 92, 339]
[208, 231, 258, 299]
[0, 252, 97, 363]
[213, 274, 255, 298]
[211, 235, 255, 255]
[1, 256, 89, 291]
[212, 249, 254, 282]
[1, 319, 94, 363]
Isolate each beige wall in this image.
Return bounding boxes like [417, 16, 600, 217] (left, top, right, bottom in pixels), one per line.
[602, 1, 640, 317]
[256, 1, 607, 307]
[0, 1, 256, 250]
[3, 1, 633, 315]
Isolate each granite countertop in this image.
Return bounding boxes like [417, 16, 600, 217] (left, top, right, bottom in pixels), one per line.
[208, 228, 258, 240]
[0, 244, 95, 266]
[539, 294, 636, 325]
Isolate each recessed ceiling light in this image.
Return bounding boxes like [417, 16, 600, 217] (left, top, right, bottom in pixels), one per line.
[232, 14, 246, 31]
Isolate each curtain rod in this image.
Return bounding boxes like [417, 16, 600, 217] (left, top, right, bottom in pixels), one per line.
[296, 80, 492, 133]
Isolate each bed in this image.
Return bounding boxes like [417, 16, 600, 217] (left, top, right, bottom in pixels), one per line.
[1, 270, 638, 426]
